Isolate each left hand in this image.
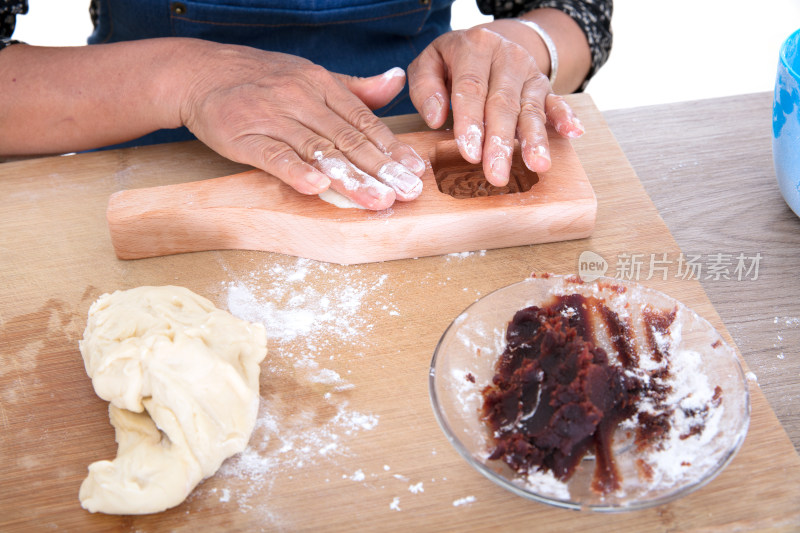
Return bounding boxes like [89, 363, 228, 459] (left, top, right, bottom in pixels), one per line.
[407, 26, 584, 187]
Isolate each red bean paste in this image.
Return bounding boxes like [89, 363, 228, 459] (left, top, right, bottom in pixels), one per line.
[481, 296, 644, 493]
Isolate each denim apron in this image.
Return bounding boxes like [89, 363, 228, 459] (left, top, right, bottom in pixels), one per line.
[89, 0, 455, 147]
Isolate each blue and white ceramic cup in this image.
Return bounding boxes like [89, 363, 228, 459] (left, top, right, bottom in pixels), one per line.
[774, 28, 800, 217]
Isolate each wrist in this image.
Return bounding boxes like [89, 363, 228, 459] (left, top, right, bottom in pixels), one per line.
[476, 19, 555, 82]
[513, 19, 558, 86]
[146, 38, 217, 130]
[479, 8, 591, 94]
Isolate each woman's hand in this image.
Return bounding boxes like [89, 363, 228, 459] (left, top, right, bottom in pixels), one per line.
[408, 20, 586, 187]
[179, 42, 425, 210]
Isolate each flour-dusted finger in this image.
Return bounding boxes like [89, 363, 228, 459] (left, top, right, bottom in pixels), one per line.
[302, 98, 422, 202]
[545, 93, 585, 139]
[281, 125, 395, 209]
[517, 73, 553, 173]
[322, 73, 426, 178]
[448, 29, 496, 165]
[481, 40, 535, 186]
[408, 45, 451, 129]
[311, 150, 397, 210]
[233, 133, 331, 195]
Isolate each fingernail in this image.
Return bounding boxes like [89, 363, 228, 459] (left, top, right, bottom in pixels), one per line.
[364, 181, 396, 209]
[531, 145, 551, 172]
[378, 162, 423, 198]
[422, 94, 443, 125]
[305, 170, 331, 190]
[522, 141, 550, 172]
[566, 116, 585, 138]
[491, 156, 511, 185]
[381, 66, 406, 81]
[400, 152, 426, 174]
[457, 124, 483, 162]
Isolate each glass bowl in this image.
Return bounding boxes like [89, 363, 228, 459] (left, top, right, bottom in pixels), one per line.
[429, 274, 750, 511]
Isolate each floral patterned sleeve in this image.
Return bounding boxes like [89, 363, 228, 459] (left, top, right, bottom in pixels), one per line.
[476, 0, 612, 88]
[1, 0, 27, 50]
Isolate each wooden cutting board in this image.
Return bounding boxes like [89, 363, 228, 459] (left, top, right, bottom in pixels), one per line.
[1, 94, 798, 532]
[106, 129, 596, 263]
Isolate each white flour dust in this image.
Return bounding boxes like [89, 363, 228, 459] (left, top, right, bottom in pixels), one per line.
[452, 495, 476, 507]
[200, 258, 401, 518]
[224, 258, 396, 369]
[447, 250, 487, 260]
[189, 256, 494, 521]
[772, 316, 799, 361]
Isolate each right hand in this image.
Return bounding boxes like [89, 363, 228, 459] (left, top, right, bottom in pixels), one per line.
[408, 25, 585, 188]
[178, 42, 426, 210]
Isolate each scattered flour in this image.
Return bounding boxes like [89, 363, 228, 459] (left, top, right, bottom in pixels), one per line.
[224, 258, 397, 368]
[518, 471, 570, 500]
[216, 398, 380, 512]
[348, 469, 366, 482]
[203, 258, 401, 518]
[210, 487, 231, 503]
[771, 316, 799, 362]
[446, 250, 487, 260]
[389, 497, 402, 511]
[408, 482, 424, 494]
[449, 252, 472, 259]
[452, 496, 476, 507]
[775, 316, 800, 327]
[626, 321, 727, 489]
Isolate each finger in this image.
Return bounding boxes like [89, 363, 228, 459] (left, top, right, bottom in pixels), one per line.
[278, 123, 403, 208]
[312, 150, 397, 210]
[516, 73, 553, 173]
[240, 120, 398, 210]
[307, 113, 423, 201]
[321, 79, 427, 178]
[448, 30, 496, 164]
[407, 46, 451, 129]
[545, 93, 585, 139]
[334, 67, 407, 110]
[235, 134, 332, 195]
[293, 81, 423, 200]
[481, 45, 531, 186]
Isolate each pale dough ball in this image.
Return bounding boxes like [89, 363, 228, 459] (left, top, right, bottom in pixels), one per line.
[78, 286, 267, 515]
[318, 188, 365, 209]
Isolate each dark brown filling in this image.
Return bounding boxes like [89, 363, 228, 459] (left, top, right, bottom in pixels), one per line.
[481, 298, 643, 493]
[480, 290, 723, 492]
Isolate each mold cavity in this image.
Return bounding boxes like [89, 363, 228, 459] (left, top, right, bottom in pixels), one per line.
[430, 139, 539, 199]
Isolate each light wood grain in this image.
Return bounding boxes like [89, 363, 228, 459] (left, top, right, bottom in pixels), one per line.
[106, 130, 596, 263]
[0, 94, 798, 532]
[605, 92, 800, 453]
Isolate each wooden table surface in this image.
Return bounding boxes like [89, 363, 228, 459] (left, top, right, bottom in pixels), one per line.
[605, 92, 800, 453]
[1, 93, 798, 531]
